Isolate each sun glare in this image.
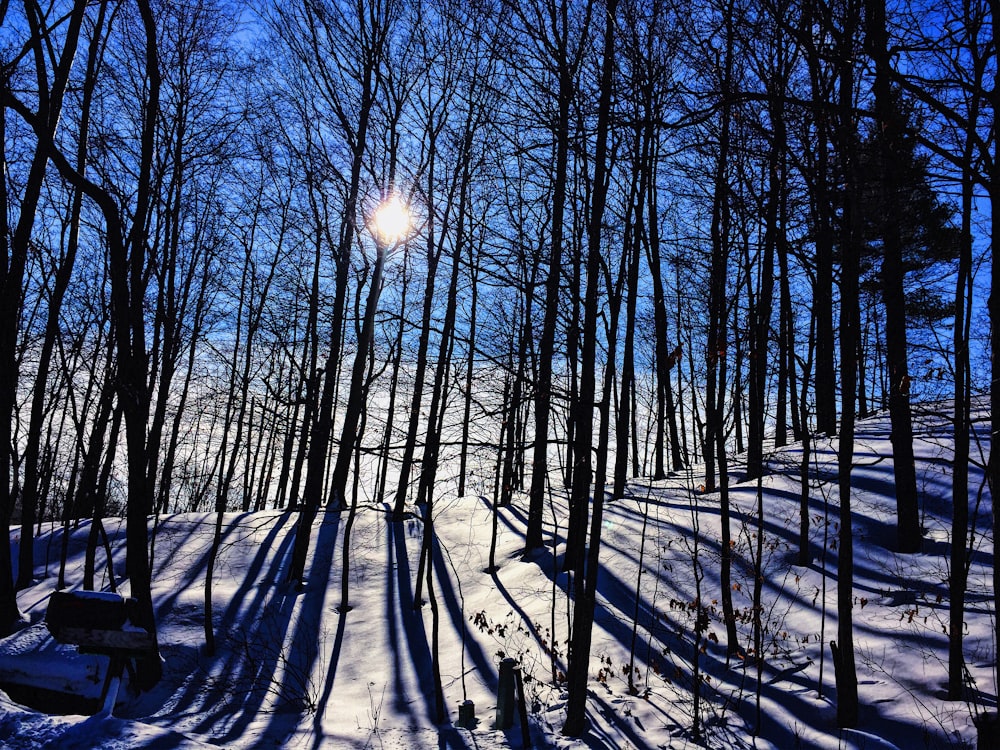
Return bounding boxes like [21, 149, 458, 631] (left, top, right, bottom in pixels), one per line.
[372, 195, 411, 246]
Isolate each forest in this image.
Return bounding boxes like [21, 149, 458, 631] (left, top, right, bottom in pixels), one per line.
[0, 0, 996, 745]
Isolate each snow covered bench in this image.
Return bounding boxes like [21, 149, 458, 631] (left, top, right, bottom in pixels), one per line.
[45, 590, 155, 715]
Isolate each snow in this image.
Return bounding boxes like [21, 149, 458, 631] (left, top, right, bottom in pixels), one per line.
[0, 401, 992, 748]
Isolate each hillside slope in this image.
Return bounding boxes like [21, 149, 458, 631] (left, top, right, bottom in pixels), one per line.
[0, 401, 993, 749]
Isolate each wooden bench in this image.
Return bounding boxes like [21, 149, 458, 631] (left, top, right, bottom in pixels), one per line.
[45, 590, 156, 716]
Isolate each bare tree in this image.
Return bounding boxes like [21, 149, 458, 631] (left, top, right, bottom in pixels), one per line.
[831, 0, 861, 726]
[7, 0, 168, 686]
[15, 2, 114, 591]
[0, 0, 92, 626]
[563, 0, 615, 734]
[508, 0, 596, 555]
[865, 0, 920, 554]
[271, 0, 393, 586]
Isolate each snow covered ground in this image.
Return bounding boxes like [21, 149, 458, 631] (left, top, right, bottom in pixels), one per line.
[0, 401, 993, 748]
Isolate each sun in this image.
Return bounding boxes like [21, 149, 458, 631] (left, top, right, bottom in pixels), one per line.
[372, 195, 411, 246]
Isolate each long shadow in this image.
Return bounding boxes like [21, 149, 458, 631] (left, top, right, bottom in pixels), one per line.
[601, 562, 843, 749]
[501, 500, 863, 750]
[708, 480, 994, 633]
[311, 608, 348, 750]
[580, 690, 672, 750]
[154, 514, 254, 623]
[206, 510, 340, 746]
[489, 546, 571, 680]
[387, 518, 438, 724]
[436, 726, 475, 750]
[384, 519, 408, 719]
[121, 514, 298, 738]
[617, 471, 991, 748]
[483, 498, 535, 549]
[604, 484, 978, 650]
[35, 517, 137, 594]
[185, 536, 293, 735]
[720, 480, 994, 576]
[217, 512, 298, 634]
[309, 510, 397, 746]
[430, 533, 499, 698]
[149, 513, 295, 736]
[429, 503, 532, 748]
[272, 511, 341, 705]
[150, 514, 216, 577]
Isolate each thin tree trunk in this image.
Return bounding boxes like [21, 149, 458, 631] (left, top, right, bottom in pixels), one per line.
[458, 247, 480, 497]
[415, 139, 474, 515]
[0, 0, 91, 628]
[526, 9, 575, 552]
[563, 0, 614, 733]
[989, 11, 1000, 704]
[614, 114, 647, 500]
[0, 31, 16, 633]
[329, 243, 389, 509]
[392, 134, 441, 520]
[288, 2, 385, 585]
[867, 0, 920, 553]
[376, 257, 410, 506]
[705, 0, 739, 657]
[746, 123, 781, 481]
[18, 2, 107, 590]
[832, 0, 861, 723]
[645, 132, 673, 478]
[798, 314, 816, 567]
[82, 361, 120, 590]
[804, 0, 838, 438]
[947, 136, 975, 700]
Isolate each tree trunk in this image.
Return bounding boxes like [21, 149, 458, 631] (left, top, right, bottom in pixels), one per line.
[987, 4, 999, 712]
[330, 241, 388, 508]
[0, 46, 18, 634]
[458, 244, 481, 497]
[502, 288, 531, 508]
[415, 130, 474, 517]
[0, 0, 92, 627]
[376, 256, 410, 506]
[705, 0, 739, 657]
[797, 315, 816, 567]
[947, 137, 975, 700]
[288, 1, 385, 584]
[563, 0, 614, 734]
[393, 133, 441, 520]
[803, 0, 838, 438]
[18, 2, 107, 590]
[867, 0, 920, 553]
[746, 90, 782, 481]
[613, 127, 643, 500]
[833, 0, 861, 724]
[526, 12, 575, 553]
[645, 139, 674, 479]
